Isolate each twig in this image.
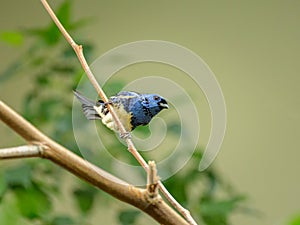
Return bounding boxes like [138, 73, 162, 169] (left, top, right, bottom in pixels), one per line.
[158, 180, 196, 224]
[0, 145, 42, 159]
[0, 100, 189, 225]
[40, 1, 197, 224]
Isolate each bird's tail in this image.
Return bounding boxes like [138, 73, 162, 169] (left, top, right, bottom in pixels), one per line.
[73, 90, 102, 120]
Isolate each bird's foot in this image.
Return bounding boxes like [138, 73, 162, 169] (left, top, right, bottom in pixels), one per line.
[119, 132, 131, 139]
[104, 100, 113, 106]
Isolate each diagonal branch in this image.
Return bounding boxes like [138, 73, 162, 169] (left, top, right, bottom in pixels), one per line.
[40, 1, 197, 224]
[0, 100, 189, 225]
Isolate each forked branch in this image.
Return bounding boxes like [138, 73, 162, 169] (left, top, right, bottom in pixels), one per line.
[0, 100, 189, 225]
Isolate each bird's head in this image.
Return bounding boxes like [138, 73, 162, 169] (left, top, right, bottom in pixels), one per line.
[141, 93, 169, 116]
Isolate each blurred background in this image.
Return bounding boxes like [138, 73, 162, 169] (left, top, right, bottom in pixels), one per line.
[0, 1, 299, 225]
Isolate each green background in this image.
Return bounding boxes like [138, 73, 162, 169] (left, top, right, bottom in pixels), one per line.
[0, 1, 299, 225]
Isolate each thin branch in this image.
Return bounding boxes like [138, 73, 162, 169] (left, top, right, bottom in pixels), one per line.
[41, 0, 148, 171]
[0, 145, 42, 159]
[40, 1, 197, 224]
[40, 0, 115, 123]
[0, 100, 189, 225]
[158, 180, 195, 223]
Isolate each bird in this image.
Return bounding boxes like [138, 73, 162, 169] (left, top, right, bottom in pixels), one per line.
[73, 90, 169, 133]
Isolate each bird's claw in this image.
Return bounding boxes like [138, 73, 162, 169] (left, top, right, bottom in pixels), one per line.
[104, 100, 113, 106]
[119, 132, 131, 139]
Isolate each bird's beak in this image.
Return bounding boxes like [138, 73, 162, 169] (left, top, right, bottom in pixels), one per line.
[159, 99, 169, 109]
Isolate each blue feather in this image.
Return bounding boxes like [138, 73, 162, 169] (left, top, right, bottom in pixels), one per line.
[74, 90, 168, 132]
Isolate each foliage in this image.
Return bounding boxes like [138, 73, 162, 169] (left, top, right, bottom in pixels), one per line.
[288, 215, 300, 225]
[0, 1, 248, 224]
[118, 210, 140, 225]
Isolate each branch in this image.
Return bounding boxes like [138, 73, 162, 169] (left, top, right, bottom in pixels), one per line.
[0, 100, 189, 225]
[0, 145, 42, 159]
[147, 161, 159, 200]
[40, 1, 197, 224]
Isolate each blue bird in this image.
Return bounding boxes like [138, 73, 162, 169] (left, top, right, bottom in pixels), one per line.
[73, 90, 169, 132]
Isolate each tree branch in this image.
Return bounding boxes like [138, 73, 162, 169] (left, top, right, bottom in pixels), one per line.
[0, 100, 189, 225]
[39, 1, 197, 224]
[0, 145, 42, 159]
[147, 161, 159, 200]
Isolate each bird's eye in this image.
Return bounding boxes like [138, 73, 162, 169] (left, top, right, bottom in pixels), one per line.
[153, 95, 160, 101]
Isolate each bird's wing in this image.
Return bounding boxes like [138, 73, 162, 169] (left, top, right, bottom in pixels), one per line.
[110, 91, 141, 113]
[73, 90, 102, 120]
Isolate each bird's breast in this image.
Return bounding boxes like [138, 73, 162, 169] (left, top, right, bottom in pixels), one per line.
[112, 103, 133, 132]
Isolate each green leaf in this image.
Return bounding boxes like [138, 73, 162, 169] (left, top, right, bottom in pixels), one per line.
[164, 177, 187, 204]
[36, 73, 50, 86]
[38, 98, 61, 122]
[4, 164, 32, 188]
[14, 184, 52, 219]
[201, 196, 245, 216]
[24, 27, 60, 45]
[73, 186, 97, 214]
[43, 0, 71, 45]
[56, 0, 71, 26]
[23, 0, 72, 45]
[0, 31, 23, 46]
[69, 17, 94, 30]
[62, 46, 77, 58]
[23, 92, 36, 121]
[0, 60, 22, 82]
[118, 210, 140, 225]
[51, 63, 75, 73]
[50, 216, 75, 225]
